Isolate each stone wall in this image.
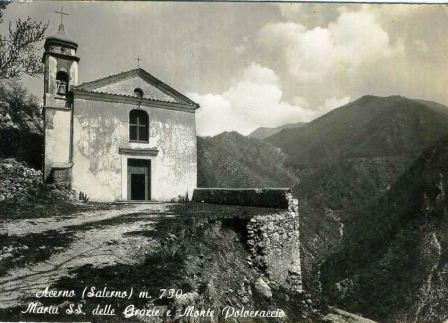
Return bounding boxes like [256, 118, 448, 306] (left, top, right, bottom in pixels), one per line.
[50, 167, 72, 188]
[247, 196, 302, 293]
[192, 188, 302, 293]
[192, 188, 291, 208]
[0, 158, 73, 203]
[0, 158, 42, 201]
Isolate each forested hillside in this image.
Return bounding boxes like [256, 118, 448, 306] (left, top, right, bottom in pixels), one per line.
[320, 137, 448, 322]
[197, 131, 297, 188]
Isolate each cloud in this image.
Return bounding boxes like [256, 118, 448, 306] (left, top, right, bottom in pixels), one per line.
[257, 8, 403, 104]
[189, 63, 317, 136]
[277, 3, 343, 28]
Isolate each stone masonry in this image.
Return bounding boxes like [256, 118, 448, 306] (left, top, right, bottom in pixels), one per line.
[247, 194, 302, 293]
[192, 188, 302, 293]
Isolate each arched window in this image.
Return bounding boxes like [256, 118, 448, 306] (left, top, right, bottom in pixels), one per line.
[129, 109, 149, 142]
[56, 71, 69, 96]
[134, 87, 144, 98]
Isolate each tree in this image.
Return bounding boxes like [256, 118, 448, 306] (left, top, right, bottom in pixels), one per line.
[0, 1, 48, 79]
[0, 80, 43, 168]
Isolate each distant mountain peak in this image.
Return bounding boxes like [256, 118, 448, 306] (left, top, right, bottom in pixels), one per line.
[248, 122, 306, 140]
[353, 94, 404, 104]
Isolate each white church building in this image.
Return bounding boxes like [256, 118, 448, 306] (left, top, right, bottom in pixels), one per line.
[42, 22, 199, 202]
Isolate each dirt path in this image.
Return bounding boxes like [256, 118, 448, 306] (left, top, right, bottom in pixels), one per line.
[0, 203, 175, 309]
[0, 203, 161, 236]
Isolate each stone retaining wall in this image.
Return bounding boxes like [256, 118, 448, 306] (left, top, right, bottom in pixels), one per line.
[247, 196, 302, 293]
[192, 187, 302, 293]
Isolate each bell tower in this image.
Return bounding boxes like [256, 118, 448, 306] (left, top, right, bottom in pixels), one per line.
[42, 10, 80, 185]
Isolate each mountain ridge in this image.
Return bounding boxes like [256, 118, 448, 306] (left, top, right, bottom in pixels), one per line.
[266, 95, 448, 167]
[248, 122, 306, 140]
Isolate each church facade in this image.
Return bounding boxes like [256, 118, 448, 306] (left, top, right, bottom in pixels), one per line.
[42, 23, 199, 202]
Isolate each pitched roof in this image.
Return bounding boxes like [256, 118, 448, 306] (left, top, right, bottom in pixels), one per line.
[73, 68, 199, 108]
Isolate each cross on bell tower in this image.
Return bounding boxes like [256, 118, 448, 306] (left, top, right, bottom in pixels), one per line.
[55, 6, 69, 25]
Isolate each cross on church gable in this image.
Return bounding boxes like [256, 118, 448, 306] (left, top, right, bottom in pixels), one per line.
[135, 56, 142, 68]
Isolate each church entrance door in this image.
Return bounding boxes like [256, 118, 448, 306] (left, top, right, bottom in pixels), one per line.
[127, 159, 151, 201]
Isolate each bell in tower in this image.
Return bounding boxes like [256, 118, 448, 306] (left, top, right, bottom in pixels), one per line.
[56, 70, 69, 96]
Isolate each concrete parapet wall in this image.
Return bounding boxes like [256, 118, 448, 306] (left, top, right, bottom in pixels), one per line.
[192, 188, 292, 209]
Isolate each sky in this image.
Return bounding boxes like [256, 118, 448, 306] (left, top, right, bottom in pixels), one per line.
[3, 2, 448, 136]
